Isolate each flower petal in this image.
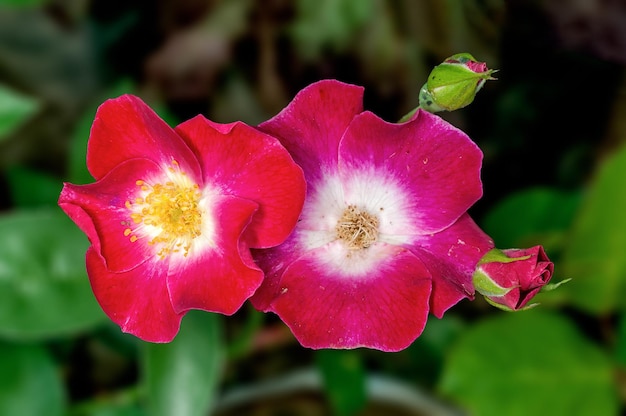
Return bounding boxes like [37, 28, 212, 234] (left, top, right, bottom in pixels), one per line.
[411, 214, 494, 317]
[86, 247, 183, 342]
[339, 110, 483, 234]
[257, 79, 364, 182]
[87, 94, 201, 181]
[167, 195, 264, 315]
[59, 158, 166, 272]
[266, 242, 432, 351]
[250, 230, 304, 311]
[175, 117, 306, 248]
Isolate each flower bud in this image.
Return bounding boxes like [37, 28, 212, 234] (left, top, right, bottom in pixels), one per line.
[472, 246, 554, 311]
[419, 53, 497, 112]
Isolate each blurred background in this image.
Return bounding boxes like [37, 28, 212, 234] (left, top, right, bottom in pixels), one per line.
[1, 0, 625, 415]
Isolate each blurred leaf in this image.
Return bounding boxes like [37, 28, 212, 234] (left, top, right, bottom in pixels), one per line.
[561, 144, 626, 313]
[439, 311, 618, 416]
[5, 165, 62, 207]
[482, 187, 579, 251]
[142, 311, 225, 416]
[316, 349, 367, 416]
[0, 83, 40, 141]
[291, 0, 374, 59]
[0, 0, 48, 6]
[68, 79, 136, 185]
[0, 209, 106, 339]
[615, 313, 626, 368]
[0, 341, 66, 416]
[69, 391, 144, 416]
[402, 315, 465, 386]
[72, 404, 144, 416]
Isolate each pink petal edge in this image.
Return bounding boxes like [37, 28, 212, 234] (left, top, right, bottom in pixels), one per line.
[267, 242, 432, 351]
[86, 248, 183, 343]
[175, 116, 306, 248]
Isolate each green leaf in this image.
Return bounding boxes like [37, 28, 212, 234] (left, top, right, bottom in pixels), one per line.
[0, 209, 106, 339]
[70, 403, 144, 416]
[142, 311, 225, 416]
[5, 165, 62, 207]
[482, 187, 580, 251]
[316, 349, 367, 416]
[68, 79, 136, 185]
[439, 311, 618, 416]
[561, 144, 626, 313]
[0, 83, 40, 141]
[0, 341, 66, 416]
[290, 0, 374, 60]
[615, 313, 626, 368]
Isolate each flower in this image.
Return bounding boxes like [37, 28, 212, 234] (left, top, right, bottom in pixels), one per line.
[472, 246, 555, 311]
[419, 53, 497, 113]
[251, 80, 494, 351]
[58, 95, 305, 342]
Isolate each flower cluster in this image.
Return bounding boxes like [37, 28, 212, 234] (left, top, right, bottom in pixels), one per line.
[59, 71, 554, 350]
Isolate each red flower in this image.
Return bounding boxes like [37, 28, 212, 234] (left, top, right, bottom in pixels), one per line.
[58, 95, 305, 342]
[472, 246, 555, 311]
[251, 80, 494, 351]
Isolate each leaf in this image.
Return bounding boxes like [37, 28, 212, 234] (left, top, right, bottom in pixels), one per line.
[316, 349, 367, 416]
[615, 313, 626, 368]
[142, 311, 225, 416]
[439, 311, 618, 416]
[0, 209, 106, 339]
[68, 79, 136, 185]
[560, 144, 626, 313]
[0, 83, 40, 141]
[5, 165, 62, 207]
[0, 341, 66, 416]
[290, 0, 374, 59]
[481, 187, 579, 251]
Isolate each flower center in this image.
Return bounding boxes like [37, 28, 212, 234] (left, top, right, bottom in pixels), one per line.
[335, 205, 379, 249]
[124, 161, 203, 259]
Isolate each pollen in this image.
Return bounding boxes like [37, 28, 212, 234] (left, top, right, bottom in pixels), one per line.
[335, 205, 379, 250]
[124, 161, 203, 259]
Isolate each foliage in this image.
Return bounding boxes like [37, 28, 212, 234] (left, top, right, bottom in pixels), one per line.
[0, 1, 625, 415]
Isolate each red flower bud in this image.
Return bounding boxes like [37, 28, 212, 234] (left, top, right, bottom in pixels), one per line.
[472, 246, 554, 311]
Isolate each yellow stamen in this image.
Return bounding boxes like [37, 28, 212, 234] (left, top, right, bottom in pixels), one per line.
[124, 161, 203, 259]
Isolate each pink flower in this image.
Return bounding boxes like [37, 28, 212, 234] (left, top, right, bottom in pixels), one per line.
[472, 246, 555, 311]
[251, 80, 494, 351]
[58, 95, 305, 342]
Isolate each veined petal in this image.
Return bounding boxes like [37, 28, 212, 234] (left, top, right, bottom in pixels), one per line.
[267, 242, 432, 351]
[175, 117, 306, 248]
[87, 94, 201, 181]
[167, 195, 263, 315]
[258, 80, 364, 181]
[59, 159, 166, 272]
[410, 213, 494, 317]
[86, 248, 183, 343]
[339, 110, 483, 234]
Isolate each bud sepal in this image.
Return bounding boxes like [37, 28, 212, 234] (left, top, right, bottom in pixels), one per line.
[472, 246, 554, 311]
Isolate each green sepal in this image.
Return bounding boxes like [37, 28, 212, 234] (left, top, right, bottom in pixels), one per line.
[484, 296, 540, 312]
[541, 278, 572, 292]
[472, 268, 517, 297]
[477, 248, 531, 265]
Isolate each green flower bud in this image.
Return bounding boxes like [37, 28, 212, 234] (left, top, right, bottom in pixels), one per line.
[419, 53, 497, 112]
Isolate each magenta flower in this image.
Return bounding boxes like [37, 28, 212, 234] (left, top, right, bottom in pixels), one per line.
[58, 95, 305, 342]
[472, 246, 555, 311]
[251, 80, 494, 351]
